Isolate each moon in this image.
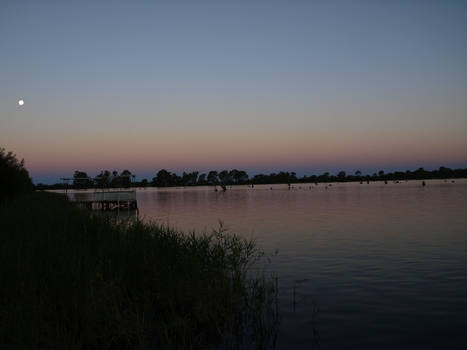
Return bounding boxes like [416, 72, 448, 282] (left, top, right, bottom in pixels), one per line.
[18, 99, 24, 106]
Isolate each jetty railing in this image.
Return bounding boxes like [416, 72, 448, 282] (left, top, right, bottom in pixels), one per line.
[69, 190, 138, 211]
[93, 190, 136, 202]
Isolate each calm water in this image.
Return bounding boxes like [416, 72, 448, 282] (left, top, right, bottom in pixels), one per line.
[74, 180, 467, 348]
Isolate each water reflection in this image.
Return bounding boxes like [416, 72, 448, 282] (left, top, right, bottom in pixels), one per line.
[66, 180, 467, 348]
[136, 180, 467, 349]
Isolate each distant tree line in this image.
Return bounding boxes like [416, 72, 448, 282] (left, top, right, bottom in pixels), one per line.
[71, 170, 134, 189]
[35, 166, 467, 190]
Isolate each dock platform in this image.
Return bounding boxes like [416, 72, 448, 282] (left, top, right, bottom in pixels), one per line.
[68, 190, 138, 211]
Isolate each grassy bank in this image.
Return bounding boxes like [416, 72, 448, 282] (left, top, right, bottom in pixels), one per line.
[0, 192, 278, 349]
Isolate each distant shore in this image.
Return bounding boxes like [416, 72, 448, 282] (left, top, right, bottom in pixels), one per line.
[36, 166, 467, 190]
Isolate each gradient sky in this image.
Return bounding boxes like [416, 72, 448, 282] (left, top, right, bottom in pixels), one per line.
[1, 0, 467, 183]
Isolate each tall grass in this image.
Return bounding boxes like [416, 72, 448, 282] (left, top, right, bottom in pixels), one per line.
[0, 192, 278, 349]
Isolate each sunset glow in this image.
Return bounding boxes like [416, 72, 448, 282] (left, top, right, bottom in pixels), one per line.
[1, 1, 466, 183]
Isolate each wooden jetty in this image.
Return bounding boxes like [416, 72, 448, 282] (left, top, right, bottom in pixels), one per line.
[61, 175, 138, 213]
[69, 190, 138, 212]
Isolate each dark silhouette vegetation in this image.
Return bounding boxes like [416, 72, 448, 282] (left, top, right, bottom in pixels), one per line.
[0, 148, 34, 201]
[36, 166, 467, 190]
[0, 149, 279, 348]
[1, 193, 279, 349]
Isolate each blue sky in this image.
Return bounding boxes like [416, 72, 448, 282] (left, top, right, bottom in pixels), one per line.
[1, 0, 467, 183]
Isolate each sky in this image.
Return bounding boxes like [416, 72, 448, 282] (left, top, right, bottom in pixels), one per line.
[1, 0, 467, 183]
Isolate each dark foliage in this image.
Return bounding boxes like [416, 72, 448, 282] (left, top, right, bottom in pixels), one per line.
[0, 148, 34, 201]
[37, 166, 467, 190]
[0, 192, 278, 349]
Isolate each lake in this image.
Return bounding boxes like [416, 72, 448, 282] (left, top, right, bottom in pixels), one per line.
[71, 180, 467, 348]
[136, 180, 467, 349]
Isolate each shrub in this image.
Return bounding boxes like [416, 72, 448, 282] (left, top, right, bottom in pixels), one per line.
[0, 148, 34, 201]
[0, 192, 279, 349]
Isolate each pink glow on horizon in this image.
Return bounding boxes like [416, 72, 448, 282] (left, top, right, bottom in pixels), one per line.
[24, 136, 467, 179]
[6, 103, 467, 180]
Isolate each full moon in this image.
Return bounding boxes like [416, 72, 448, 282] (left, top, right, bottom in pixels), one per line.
[18, 100, 24, 106]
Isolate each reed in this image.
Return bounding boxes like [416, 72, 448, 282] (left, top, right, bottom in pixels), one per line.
[0, 192, 278, 349]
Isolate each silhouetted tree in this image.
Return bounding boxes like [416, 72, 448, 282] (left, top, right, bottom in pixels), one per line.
[252, 174, 266, 184]
[414, 167, 427, 179]
[180, 171, 198, 186]
[96, 170, 111, 187]
[110, 170, 120, 187]
[226, 169, 249, 184]
[181, 172, 189, 186]
[207, 171, 218, 185]
[218, 170, 230, 185]
[153, 169, 173, 187]
[236, 170, 249, 184]
[229, 169, 239, 184]
[190, 171, 199, 185]
[0, 148, 34, 200]
[319, 172, 330, 182]
[437, 166, 453, 179]
[120, 170, 132, 188]
[197, 173, 207, 185]
[73, 170, 92, 189]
